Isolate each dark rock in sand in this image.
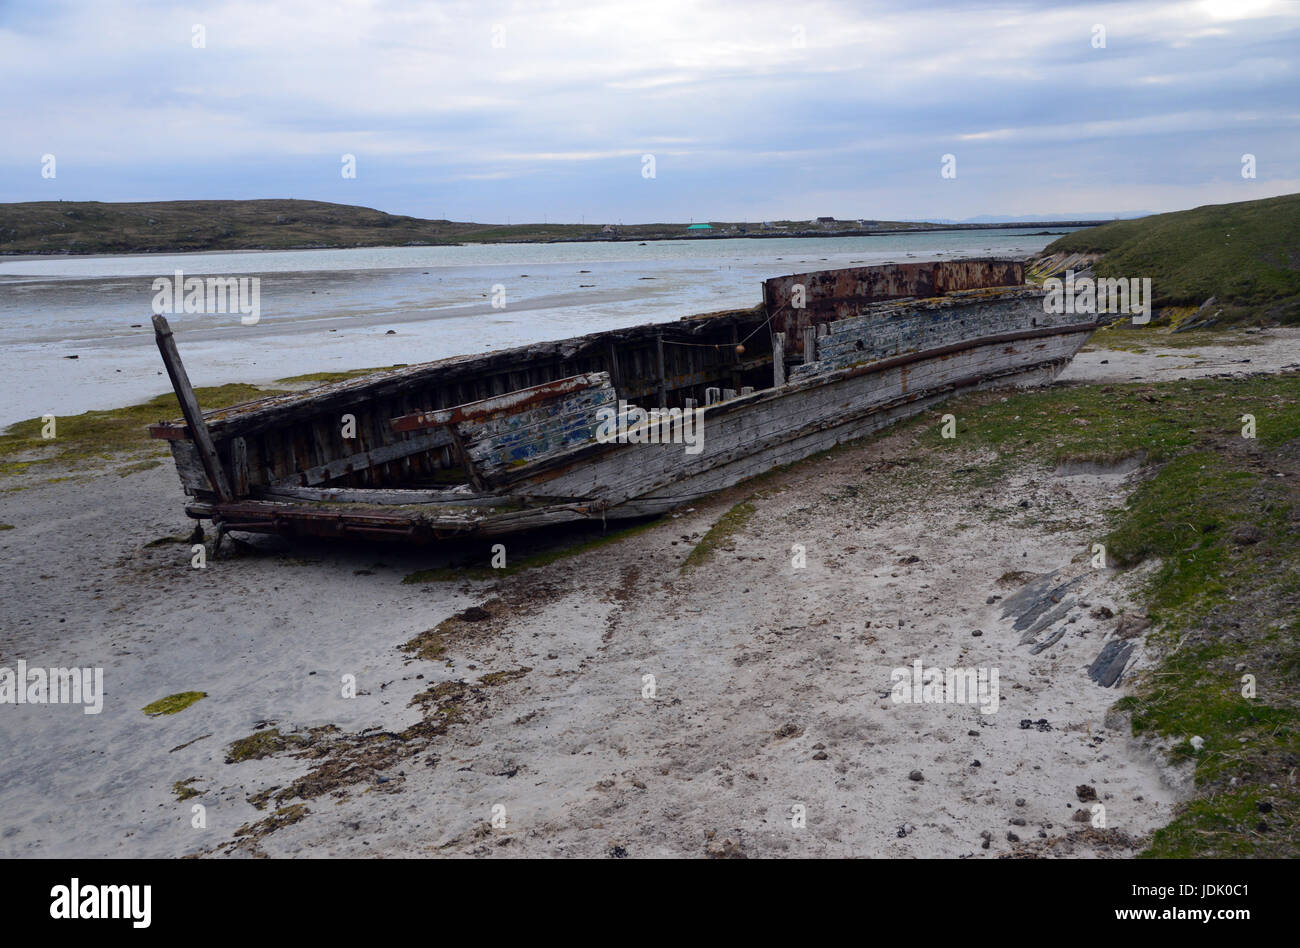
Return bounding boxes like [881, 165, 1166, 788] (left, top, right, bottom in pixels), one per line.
[1088, 639, 1135, 687]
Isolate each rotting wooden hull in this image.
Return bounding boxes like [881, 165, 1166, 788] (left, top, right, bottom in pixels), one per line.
[148, 260, 1098, 543]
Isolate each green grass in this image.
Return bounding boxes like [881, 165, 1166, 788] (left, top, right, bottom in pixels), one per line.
[1100, 437, 1300, 857]
[142, 691, 207, 716]
[0, 382, 282, 482]
[921, 371, 1300, 857]
[681, 499, 757, 570]
[172, 779, 202, 802]
[1104, 452, 1255, 622]
[1083, 322, 1267, 353]
[225, 727, 308, 763]
[275, 368, 391, 385]
[918, 375, 1300, 470]
[1041, 193, 1300, 323]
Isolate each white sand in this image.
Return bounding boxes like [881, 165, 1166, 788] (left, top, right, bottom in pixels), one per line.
[2, 330, 1291, 858]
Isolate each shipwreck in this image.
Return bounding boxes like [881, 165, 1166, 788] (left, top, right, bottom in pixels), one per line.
[148, 259, 1099, 544]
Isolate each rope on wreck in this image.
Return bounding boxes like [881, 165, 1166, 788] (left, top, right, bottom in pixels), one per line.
[658, 302, 785, 352]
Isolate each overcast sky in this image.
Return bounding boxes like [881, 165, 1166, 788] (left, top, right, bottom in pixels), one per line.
[2, 0, 1297, 222]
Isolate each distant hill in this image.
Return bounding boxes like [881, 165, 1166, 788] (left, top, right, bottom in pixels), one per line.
[0, 200, 488, 255]
[1038, 193, 1300, 324]
[0, 199, 1110, 255]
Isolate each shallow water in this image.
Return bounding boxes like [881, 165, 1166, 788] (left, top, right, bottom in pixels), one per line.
[0, 229, 1076, 426]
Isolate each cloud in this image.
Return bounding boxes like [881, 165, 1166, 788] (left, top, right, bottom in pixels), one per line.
[1, 0, 1297, 220]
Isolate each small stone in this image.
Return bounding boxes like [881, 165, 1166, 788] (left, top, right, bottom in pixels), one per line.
[908, 770, 924, 782]
[1116, 614, 1151, 639]
[1072, 809, 1091, 823]
[812, 751, 828, 761]
[1076, 784, 1097, 802]
[1009, 817, 1026, 826]
[1230, 525, 1262, 546]
[1015, 798, 1026, 807]
[1006, 831, 1020, 842]
[971, 630, 983, 637]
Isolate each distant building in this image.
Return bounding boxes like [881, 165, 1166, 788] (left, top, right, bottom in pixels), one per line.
[816, 216, 835, 223]
[687, 223, 712, 231]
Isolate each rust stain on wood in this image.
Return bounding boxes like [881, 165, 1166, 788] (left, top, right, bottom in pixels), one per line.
[764, 260, 1025, 358]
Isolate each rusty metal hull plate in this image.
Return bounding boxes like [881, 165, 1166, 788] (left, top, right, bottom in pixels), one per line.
[763, 259, 1025, 357]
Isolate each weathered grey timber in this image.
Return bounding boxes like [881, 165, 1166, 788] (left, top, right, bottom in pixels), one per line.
[149, 259, 1100, 543]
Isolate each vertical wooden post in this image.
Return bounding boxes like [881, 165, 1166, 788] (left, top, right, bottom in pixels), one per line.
[230, 437, 249, 497]
[152, 315, 232, 503]
[802, 327, 818, 363]
[656, 334, 667, 408]
[772, 332, 786, 387]
[605, 341, 623, 395]
[730, 324, 743, 391]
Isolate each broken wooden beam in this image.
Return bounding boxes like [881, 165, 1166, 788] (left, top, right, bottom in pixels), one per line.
[151, 314, 232, 502]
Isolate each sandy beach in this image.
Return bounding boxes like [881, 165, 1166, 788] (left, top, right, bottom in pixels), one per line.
[6, 328, 1294, 858]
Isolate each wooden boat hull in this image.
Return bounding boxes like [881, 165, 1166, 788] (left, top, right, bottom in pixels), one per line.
[148, 260, 1098, 543]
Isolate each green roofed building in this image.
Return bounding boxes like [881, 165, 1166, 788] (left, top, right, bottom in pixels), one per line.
[687, 223, 712, 230]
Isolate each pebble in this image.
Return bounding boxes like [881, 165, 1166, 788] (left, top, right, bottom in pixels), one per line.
[908, 770, 924, 782]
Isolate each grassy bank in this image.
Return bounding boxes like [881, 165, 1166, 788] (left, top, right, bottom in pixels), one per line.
[0, 368, 391, 484]
[919, 373, 1300, 856]
[0, 383, 276, 482]
[1039, 193, 1300, 325]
